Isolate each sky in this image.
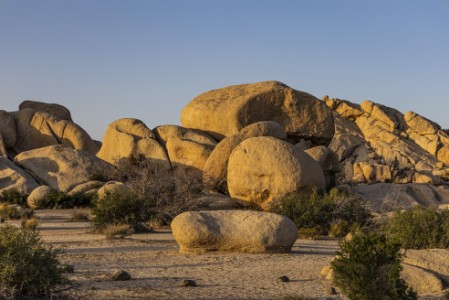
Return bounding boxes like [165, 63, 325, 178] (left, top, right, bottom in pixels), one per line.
[1, 0, 448, 140]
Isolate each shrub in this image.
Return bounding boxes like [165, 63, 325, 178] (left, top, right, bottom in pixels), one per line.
[39, 189, 96, 209]
[102, 224, 134, 239]
[331, 232, 417, 300]
[384, 205, 449, 249]
[0, 226, 69, 299]
[0, 203, 34, 221]
[71, 210, 90, 222]
[0, 189, 27, 206]
[270, 188, 372, 237]
[91, 191, 153, 232]
[110, 158, 204, 224]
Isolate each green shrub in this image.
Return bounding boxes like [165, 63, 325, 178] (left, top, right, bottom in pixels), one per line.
[0, 226, 69, 299]
[384, 205, 449, 249]
[270, 188, 372, 237]
[331, 232, 417, 300]
[91, 191, 153, 232]
[0, 189, 27, 206]
[0, 203, 34, 221]
[40, 189, 96, 209]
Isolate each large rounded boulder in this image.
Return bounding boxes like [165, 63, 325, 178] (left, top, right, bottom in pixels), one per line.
[181, 81, 334, 144]
[171, 210, 298, 253]
[97, 118, 170, 170]
[19, 100, 73, 121]
[227, 136, 325, 208]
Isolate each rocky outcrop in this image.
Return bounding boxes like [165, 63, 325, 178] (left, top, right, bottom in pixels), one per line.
[401, 264, 444, 294]
[227, 137, 325, 209]
[19, 100, 73, 121]
[203, 121, 286, 191]
[348, 183, 449, 212]
[96, 118, 170, 171]
[171, 210, 298, 253]
[403, 249, 449, 286]
[304, 146, 339, 188]
[181, 81, 334, 144]
[14, 145, 111, 193]
[0, 156, 39, 194]
[325, 97, 449, 186]
[11, 109, 99, 155]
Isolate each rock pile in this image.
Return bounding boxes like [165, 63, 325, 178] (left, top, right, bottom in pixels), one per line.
[0, 80, 448, 210]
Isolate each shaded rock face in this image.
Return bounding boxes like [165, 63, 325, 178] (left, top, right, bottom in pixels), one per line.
[171, 210, 298, 253]
[0, 110, 17, 148]
[27, 185, 52, 209]
[0, 156, 39, 194]
[181, 81, 334, 144]
[348, 183, 449, 212]
[19, 100, 72, 121]
[403, 249, 449, 288]
[14, 145, 112, 193]
[227, 136, 325, 209]
[202, 121, 286, 192]
[11, 109, 99, 155]
[97, 118, 170, 171]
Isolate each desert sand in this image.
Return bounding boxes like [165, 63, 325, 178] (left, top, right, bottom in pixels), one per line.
[28, 209, 341, 300]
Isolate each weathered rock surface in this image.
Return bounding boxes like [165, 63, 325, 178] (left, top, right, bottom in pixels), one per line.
[181, 81, 334, 144]
[171, 210, 298, 253]
[227, 137, 325, 208]
[0, 156, 39, 194]
[348, 183, 449, 212]
[195, 193, 241, 210]
[14, 145, 112, 193]
[304, 146, 339, 188]
[203, 121, 286, 191]
[97, 181, 130, 200]
[19, 100, 73, 121]
[97, 118, 170, 170]
[0, 110, 17, 148]
[27, 185, 52, 209]
[154, 125, 217, 171]
[403, 249, 449, 285]
[0, 134, 6, 157]
[401, 263, 444, 294]
[11, 110, 99, 155]
[67, 180, 104, 196]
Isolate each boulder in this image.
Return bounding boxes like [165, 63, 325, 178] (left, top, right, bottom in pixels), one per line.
[19, 100, 72, 121]
[97, 181, 130, 200]
[67, 180, 104, 196]
[27, 185, 52, 209]
[348, 183, 449, 212]
[195, 193, 241, 210]
[353, 162, 392, 184]
[0, 134, 6, 157]
[154, 125, 217, 148]
[171, 210, 298, 253]
[11, 109, 99, 155]
[304, 146, 339, 188]
[227, 137, 325, 209]
[203, 121, 286, 191]
[0, 110, 16, 148]
[403, 249, 449, 285]
[401, 263, 444, 294]
[181, 81, 334, 144]
[14, 145, 112, 193]
[96, 118, 171, 171]
[324, 96, 363, 121]
[0, 156, 39, 194]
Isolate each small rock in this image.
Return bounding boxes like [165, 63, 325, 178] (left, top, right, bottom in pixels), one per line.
[109, 270, 131, 281]
[181, 279, 197, 287]
[277, 275, 290, 283]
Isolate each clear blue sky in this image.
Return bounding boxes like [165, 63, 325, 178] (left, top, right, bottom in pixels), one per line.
[1, 0, 448, 140]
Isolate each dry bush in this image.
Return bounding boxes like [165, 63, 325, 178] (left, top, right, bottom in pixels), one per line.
[102, 224, 134, 239]
[109, 157, 205, 224]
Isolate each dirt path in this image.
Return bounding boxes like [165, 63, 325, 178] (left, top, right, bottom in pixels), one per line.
[27, 209, 342, 300]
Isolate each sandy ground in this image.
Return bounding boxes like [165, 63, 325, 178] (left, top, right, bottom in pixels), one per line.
[10, 209, 341, 300]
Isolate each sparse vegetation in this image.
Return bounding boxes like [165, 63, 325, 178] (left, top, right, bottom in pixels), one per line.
[0, 225, 69, 299]
[102, 224, 134, 239]
[384, 205, 449, 249]
[71, 210, 90, 222]
[110, 157, 204, 224]
[41, 189, 96, 209]
[0, 203, 34, 221]
[0, 189, 28, 206]
[270, 188, 372, 237]
[331, 232, 417, 300]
